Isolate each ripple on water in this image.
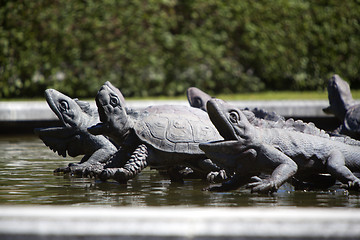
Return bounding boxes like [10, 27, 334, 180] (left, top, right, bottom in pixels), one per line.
[1, 135, 360, 207]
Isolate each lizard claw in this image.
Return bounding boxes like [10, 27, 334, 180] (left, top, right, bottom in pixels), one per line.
[83, 164, 105, 178]
[343, 179, 360, 190]
[246, 176, 277, 193]
[68, 163, 91, 177]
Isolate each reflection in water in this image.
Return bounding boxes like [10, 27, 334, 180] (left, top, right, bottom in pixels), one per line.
[0, 135, 360, 207]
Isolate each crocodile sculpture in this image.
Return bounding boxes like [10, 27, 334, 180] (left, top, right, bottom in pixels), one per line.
[35, 89, 117, 175]
[86, 81, 225, 183]
[199, 98, 360, 193]
[323, 74, 360, 140]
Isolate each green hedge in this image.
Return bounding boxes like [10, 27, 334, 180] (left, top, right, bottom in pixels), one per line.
[1, 0, 360, 98]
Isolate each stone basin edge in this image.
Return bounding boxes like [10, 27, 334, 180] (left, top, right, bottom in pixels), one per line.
[0, 206, 359, 239]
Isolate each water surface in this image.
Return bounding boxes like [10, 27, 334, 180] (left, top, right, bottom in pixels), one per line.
[1, 135, 360, 207]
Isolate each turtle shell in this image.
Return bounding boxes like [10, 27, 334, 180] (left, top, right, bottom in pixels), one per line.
[134, 105, 222, 154]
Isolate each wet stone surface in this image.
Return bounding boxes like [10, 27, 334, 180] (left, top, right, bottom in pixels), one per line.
[1, 135, 360, 207]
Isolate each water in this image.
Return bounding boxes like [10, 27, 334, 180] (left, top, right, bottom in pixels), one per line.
[1, 135, 360, 207]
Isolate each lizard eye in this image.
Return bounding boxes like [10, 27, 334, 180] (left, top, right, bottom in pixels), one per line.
[59, 100, 69, 111]
[109, 95, 119, 107]
[229, 111, 239, 123]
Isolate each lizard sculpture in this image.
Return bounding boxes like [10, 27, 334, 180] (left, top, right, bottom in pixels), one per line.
[199, 99, 360, 193]
[187, 87, 331, 137]
[187, 87, 343, 189]
[323, 74, 360, 140]
[35, 89, 117, 175]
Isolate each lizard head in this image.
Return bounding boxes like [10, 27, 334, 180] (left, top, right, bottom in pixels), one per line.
[34, 89, 97, 157]
[206, 98, 251, 141]
[186, 87, 212, 112]
[88, 81, 130, 144]
[44, 89, 94, 128]
[323, 74, 355, 120]
[199, 99, 253, 170]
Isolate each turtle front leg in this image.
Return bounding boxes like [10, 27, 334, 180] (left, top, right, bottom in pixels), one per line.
[206, 148, 258, 183]
[207, 169, 228, 183]
[100, 144, 148, 183]
[194, 158, 231, 183]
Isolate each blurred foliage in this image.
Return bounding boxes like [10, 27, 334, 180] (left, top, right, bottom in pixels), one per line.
[1, 0, 360, 98]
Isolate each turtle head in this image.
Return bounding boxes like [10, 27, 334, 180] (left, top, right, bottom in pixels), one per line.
[45, 89, 92, 128]
[324, 74, 355, 120]
[186, 87, 212, 112]
[88, 81, 130, 144]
